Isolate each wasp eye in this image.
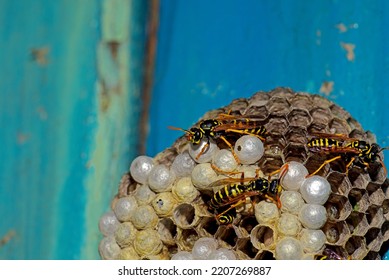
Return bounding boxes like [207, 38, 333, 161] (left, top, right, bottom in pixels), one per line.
[193, 131, 202, 143]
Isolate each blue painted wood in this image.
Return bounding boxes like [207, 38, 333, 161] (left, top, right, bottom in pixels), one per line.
[0, 0, 149, 259]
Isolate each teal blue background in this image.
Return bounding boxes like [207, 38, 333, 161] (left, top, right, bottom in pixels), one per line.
[0, 0, 388, 259]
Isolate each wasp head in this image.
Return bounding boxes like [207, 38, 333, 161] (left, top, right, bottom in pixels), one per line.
[186, 128, 203, 144]
[367, 143, 382, 162]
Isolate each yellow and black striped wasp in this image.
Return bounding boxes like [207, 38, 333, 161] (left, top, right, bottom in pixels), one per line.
[207, 165, 288, 225]
[315, 248, 351, 260]
[306, 133, 387, 177]
[169, 113, 268, 161]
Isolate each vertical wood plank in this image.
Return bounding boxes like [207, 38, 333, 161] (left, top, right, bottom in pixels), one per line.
[0, 0, 149, 259]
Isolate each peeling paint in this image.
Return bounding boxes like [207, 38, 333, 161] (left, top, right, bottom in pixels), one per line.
[315, 29, 321, 45]
[340, 42, 356, 62]
[336, 23, 347, 33]
[30, 47, 50, 65]
[0, 230, 16, 248]
[80, 0, 146, 260]
[320, 81, 334, 96]
[16, 132, 30, 145]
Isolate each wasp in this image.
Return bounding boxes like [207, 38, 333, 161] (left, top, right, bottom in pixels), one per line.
[315, 248, 350, 260]
[169, 113, 268, 162]
[207, 165, 288, 225]
[216, 206, 237, 225]
[306, 133, 387, 177]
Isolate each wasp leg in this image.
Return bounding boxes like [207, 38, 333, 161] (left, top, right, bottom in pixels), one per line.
[210, 163, 242, 175]
[266, 163, 289, 181]
[216, 207, 237, 225]
[344, 157, 356, 175]
[215, 199, 245, 221]
[218, 135, 241, 164]
[195, 139, 211, 160]
[306, 155, 342, 177]
[263, 193, 280, 207]
[224, 128, 266, 141]
[378, 158, 388, 177]
[217, 111, 236, 120]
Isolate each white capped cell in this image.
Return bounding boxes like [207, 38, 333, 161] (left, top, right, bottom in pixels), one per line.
[113, 196, 138, 222]
[299, 204, 327, 230]
[300, 175, 331, 205]
[192, 237, 218, 260]
[171, 251, 194, 260]
[114, 222, 137, 247]
[234, 135, 264, 164]
[280, 191, 305, 214]
[118, 246, 140, 260]
[277, 213, 301, 236]
[134, 184, 156, 205]
[212, 149, 238, 173]
[133, 229, 163, 257]
[148, 164, 176, 193]
[255, 200, 280, 224]
[131, 205, 159, 229]
[189, 138, 219, 163]
[152, 192, 177, 217]
[171, 151, 196, 177]
[99, 236, 121, 260]
[275, 237, 303, 260]
[99, 210, 120, 236]
[280, 161, 308, 191]
[172, 177, 200, 202]
[209, 248, 236, 260]
[130, 156, 154, 184]
[299, 229, 326, 253]
[191, 163, 218, 190]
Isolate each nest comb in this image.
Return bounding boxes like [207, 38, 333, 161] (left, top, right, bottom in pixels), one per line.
[99, 87, 389, 260]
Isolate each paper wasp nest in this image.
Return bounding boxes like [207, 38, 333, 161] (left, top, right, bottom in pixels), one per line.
[98, 87, 389, 260]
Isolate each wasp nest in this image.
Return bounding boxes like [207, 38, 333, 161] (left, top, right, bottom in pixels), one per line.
[98, 87, 389, 260]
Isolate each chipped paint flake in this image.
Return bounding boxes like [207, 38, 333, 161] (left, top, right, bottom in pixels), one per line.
[340, 42, 356, 62]
[17, 132, 30, 145]
[36, 106, 48, 120]
[336, 23, 348, 33]
[30, 47, 50, 65]
[316, 29, 321, 45]
[0, 230, 16, 247]
[320, 81, 334, 96]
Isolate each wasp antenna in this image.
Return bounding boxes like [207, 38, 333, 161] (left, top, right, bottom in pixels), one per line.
[279, 163, 289, 180]
[167, 126, 187, 132]
[377, 156, 387, 177]
[379, 146, 389, 153]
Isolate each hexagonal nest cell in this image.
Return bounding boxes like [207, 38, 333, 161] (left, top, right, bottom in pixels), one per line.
[98, 87, 389, 260]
